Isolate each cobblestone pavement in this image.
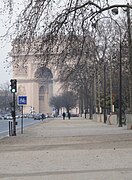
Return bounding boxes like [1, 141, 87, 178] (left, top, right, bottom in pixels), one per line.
[0, 117, 132, 180]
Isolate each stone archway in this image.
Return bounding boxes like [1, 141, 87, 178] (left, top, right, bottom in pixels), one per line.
[34, 67, 53, 113]
[34, 67, 53, 80]
[11, 41, 62, 115]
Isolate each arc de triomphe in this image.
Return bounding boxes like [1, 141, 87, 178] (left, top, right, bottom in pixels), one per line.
[11, 43, 61, 114]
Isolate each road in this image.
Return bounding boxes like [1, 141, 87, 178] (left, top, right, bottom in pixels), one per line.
[0, 118, 41, 138]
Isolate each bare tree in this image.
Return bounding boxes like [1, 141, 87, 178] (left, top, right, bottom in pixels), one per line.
[0, 82, 12, 112]
[4, 0, 132, 112]
[49, 91, 77, 115]
[61, 91, 77, 113]
[49, 95, 62, 115]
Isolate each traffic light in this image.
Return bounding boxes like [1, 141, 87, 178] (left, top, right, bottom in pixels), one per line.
[10, 79, 17, 93]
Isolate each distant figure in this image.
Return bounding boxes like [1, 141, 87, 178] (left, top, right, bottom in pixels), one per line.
[62, 112, 66, 120]
[46, 113, 49, 118]
[84, 109, 87, 119]
[42, 113, 45, 121]
[68, 112, 71, 119]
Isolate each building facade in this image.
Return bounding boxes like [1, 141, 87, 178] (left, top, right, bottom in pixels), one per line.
[11, 42, 61, 114]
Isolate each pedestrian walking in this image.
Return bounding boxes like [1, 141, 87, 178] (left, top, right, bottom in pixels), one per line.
[42, 113, 45, 121]
[62, 112, 66, 120]
[68, 112, 71, 119]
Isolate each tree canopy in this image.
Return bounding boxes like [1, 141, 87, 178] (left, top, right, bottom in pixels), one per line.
[2, 0, 132, 113]
[8, 1, 131, 82]
[49, 91, 77, 114]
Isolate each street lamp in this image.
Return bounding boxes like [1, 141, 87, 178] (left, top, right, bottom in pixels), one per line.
[104, 62, 107, 123]
[92, 17, 122, 126]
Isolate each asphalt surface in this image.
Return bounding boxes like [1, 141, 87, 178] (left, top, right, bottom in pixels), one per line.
[0, 117, 132, 180]
[0, 118, 41, 138]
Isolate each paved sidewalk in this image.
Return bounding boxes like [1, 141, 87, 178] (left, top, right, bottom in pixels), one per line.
[0, 117, 132, 180]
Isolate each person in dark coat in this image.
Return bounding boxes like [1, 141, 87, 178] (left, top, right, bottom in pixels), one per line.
[68, 112, 71, 119]
[42, 113, 45, 121]
[62, 112, 66, 120]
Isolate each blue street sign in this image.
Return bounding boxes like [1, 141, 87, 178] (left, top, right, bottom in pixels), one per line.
[18, 96, 27, 105]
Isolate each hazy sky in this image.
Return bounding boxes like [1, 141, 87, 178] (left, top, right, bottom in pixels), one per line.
[0, 29, 11, 85]
[0, 0, 24, 85]
[0, 0, 130, 85]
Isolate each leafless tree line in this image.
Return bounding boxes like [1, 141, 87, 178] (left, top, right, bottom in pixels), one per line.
[3, 0, 132, 114]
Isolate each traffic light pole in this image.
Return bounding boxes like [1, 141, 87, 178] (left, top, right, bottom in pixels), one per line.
[12, 92, 16, 136]
[10, 79, 17, 136]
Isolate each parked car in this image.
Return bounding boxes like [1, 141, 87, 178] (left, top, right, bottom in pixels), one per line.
[0, 115, 4, 120]
[28, 113, 34, 118]
[71, 113, 79, 117]
[34, 113, 46, 120]
[4, 114, 13, 120]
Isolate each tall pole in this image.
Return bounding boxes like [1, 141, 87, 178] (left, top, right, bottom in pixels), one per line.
[94, 64, 97, 113]
[119, 33, 122, 127]
[104, 63, 107, 123]
[127, 4, 132, 111]
[21, 106, 23, 134]
[12, 92, 16, 136]
[10, 79, 17, 136]
[110, 58, 113, 112]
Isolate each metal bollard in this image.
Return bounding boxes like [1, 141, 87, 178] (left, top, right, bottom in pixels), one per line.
[9, 121, 11, 136]
[9, 121, 13, 136]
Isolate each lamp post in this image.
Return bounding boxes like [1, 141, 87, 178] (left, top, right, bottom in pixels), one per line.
[119, 27, 122, 127]
[92, 17, 122, 126]
[104, 62, 107, 123]
[126, 4, 132, 111]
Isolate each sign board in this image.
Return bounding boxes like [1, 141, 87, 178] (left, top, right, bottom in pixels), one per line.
[18, 96, 27, 105]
